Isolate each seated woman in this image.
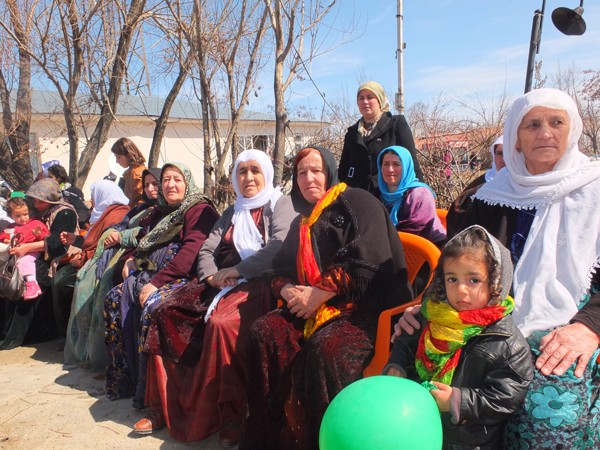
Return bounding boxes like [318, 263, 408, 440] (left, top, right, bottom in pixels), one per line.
[1, 179, 78, 349]
[52, 180, 130, 338]
[446, 136, 504, 235]
[395, 88, 600, 448]
[241, 146, 413, 450]
[136, 149, 296, 446]
[377, 145, 446, 246]
[103, 162, 218, 410]
[64, 168, 161, 372]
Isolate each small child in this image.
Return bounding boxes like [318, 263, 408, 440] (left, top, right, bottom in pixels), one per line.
[385, 225, 533, 450]
[0, 197, 50, 300]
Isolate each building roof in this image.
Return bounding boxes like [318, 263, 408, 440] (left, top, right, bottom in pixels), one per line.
[10, 90, 284, 122]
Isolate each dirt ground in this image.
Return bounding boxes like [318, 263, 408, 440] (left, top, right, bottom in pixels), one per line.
[0, 338, 226, 449]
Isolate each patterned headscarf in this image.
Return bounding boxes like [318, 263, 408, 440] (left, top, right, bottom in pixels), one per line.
[357, 81, 390, 112]
[26, 178, 64, 204]
[377, 146, 432, 226]
[137, 162, 212, 254]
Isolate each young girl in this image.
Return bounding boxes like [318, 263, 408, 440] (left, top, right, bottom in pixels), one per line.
[110, 137, 147, 208]
[385, 225, 533, 450]
[0, 197, 50, 300]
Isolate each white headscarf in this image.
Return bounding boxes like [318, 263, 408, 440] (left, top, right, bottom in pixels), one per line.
[475, 88, 600, 336]
[89, 180, 129, 224]
[231, 149, 282, 260]
[484, 136, 503, 182]
[205, 149, 282, 322]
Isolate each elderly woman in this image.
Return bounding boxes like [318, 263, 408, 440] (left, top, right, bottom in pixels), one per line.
[338, 81, 422, 193]
[64, 168, 161, 371]
[377, 145, 446, 246]
[396, 88, 600, 448]
[103, 163, 218, 410]
[241, 146, 413, 450]
[51, 180, 130, 338]
[446, 136, 505, 235]
[135, 150, 296, 446]
[0, 179, 78, 349]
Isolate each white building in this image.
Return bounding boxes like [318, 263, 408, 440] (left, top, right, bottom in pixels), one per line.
[24, 90, 327, 197]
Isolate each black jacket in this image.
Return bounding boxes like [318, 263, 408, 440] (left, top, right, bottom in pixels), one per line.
[338, 112, 423, 193]
[387, 314, 533, 450]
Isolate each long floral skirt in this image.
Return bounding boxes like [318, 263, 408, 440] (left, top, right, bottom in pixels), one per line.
[240, 307, 378, 450]
[503, 330, 600, 450]
[103, 243, 180, 404]
[144, 278, 272, 441]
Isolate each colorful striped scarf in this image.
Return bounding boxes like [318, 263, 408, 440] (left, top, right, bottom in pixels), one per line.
[415, 296, 514, 385]
[297, 183, 347, 339]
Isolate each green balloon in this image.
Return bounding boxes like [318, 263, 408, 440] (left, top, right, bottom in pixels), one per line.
[319, 376, 443, 450]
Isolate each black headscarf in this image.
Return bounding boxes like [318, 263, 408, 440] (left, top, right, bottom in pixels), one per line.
[141, 167, 162, 205]
[290, 146, 340, 216]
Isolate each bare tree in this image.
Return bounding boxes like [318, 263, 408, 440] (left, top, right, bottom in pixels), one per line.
[0, 0, 36, 189]
[263, 0, 336, 184]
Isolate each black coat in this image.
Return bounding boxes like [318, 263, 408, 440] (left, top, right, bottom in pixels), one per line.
[338, 112, 423, 193]
[387, 314, 533, 450]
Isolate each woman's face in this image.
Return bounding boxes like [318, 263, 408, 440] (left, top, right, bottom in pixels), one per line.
[32, 198, 51, 212]
[381, 152, 402, 192]
[516, 106, 570, 175]
[115, 153, 131, 169]
[162, 167, 186, 205]
[236, 160, 265, 198]
[357, 89, 382, 122]
[493, 144, 505, 170]
[143, 174, 159, 201]
[296, 150, 328, 205]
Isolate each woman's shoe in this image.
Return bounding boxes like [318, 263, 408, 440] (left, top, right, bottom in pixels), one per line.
[133, 411, 165, 435]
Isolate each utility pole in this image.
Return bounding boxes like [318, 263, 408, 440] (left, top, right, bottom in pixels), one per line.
[395, 0, 405, 114]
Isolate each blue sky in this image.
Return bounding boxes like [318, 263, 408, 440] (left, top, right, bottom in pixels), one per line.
[249, 0, 600, 115]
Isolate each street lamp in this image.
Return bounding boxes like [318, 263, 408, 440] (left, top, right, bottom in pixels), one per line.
[524, 0, 586, 93]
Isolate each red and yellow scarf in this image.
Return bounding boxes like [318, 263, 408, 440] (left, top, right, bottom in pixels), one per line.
[415, 296, 514, 385]
[297, 183, 347, 339]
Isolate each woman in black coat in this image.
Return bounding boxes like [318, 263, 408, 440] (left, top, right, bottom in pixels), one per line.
[338, 81, 423, 193]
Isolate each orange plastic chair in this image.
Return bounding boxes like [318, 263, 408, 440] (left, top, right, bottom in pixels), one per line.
[363, 232, 441, 377]
[436, 208, 448, 229]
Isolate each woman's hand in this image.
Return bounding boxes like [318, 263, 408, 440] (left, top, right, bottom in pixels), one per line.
[210, 267, 241, 288]
[286, 285, 335, 319]
[9, 243, 30, 258]
[139, 283, 158, 306]
[122, 258, 137, 280]
[430, 382, 452, 412]
[69, 253, 85, 269]
[60, 231, 77, 246]
[391, 304, 422, 343]
[104, 231, 121, 248]
[536, 322, 600, 377]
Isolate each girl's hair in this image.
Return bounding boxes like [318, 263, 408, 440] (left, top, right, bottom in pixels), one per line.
[111, 137, 146, 167]
[6, 197, 29, 216]
[47, 164, 70, 184]
[427, 226, 504, 306]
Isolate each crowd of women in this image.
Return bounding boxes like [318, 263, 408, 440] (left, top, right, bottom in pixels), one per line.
[0, 84, 598, 450]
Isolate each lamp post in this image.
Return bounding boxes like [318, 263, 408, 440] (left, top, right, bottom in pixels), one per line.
[524, 0, 586, 93]
[395, 0, 405, 114]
